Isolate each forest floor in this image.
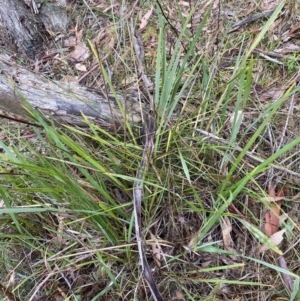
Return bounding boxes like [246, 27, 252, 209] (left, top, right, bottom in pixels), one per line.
[1, 0, 300, 300]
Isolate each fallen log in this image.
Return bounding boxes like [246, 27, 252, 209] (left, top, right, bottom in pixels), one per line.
[0, 0, 152, 133]
[0, 54, 148, 131]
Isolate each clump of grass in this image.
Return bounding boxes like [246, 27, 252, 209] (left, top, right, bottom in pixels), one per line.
[1, 1, 300, 301]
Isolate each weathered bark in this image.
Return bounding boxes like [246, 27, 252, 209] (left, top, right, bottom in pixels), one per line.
[0, 54, 148, 130]
[0, 0, 43, 59]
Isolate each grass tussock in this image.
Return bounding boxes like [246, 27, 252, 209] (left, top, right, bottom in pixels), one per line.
[1, 0, 300, 300]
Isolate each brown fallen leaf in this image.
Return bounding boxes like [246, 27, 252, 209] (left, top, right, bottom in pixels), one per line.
[139, 6, 154, 31]
[274, 42, 300, 54]
[263, 184, 293, 291]
[282, 25, 300, 42]
[75, 63, 87, 72]
[150, 232, 162, 269]
[68, 42, 90, 62]
[259, 229, 286, 253]
[67, 28, 90, 62]
[186, 232, 197, 250]
[259, 86, 285, 103]
[264, 183, 283, 237]
[221, 217, 237, 254]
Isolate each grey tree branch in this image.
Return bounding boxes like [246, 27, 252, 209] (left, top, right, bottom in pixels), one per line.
[133, 111, 164, 301]
[130, 21, 163, 301]
[0, 54, 149, 131]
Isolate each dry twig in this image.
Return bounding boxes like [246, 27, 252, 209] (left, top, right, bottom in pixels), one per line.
[130, 18, 164, 301]
[230, 7, 278, 32]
